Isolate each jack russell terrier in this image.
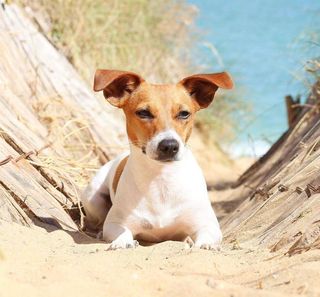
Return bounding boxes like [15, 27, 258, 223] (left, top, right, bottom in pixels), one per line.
[81, 69, 233, 250]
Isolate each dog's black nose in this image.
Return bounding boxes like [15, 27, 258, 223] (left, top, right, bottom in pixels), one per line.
[157, 139, 179, 161]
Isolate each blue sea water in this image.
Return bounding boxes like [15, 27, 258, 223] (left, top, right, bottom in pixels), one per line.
[189, 0, 320, 157]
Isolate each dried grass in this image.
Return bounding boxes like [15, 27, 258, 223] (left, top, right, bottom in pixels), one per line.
[19, 0, 199, 83]
[30, 94, 126, 190]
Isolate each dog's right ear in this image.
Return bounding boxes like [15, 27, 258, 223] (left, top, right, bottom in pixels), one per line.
[93, 69, 144, 107]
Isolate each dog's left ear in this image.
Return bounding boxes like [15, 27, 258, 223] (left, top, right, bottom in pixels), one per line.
[93, 69, 144, 107]
[180, 72, 233, 109]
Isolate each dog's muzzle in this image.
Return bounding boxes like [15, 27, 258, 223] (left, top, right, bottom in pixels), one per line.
[156, 138, 179, 161]
[145, 130, 184, 162]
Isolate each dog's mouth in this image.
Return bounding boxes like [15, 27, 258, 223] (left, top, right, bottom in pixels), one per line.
[155, 156, 179, 163]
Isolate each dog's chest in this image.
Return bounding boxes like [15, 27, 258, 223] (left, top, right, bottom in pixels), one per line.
[134, 192, 188, 242]
[130, 173, 200, 239]
[137, 176, 184, 221]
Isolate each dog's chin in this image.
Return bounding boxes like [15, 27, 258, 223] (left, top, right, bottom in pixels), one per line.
[155, 157, 179, 163]
[149, 153, 182, 163]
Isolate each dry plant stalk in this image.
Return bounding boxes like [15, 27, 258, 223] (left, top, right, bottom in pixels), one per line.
[31, 94, 122, 189]
[19, 0, 198, 83]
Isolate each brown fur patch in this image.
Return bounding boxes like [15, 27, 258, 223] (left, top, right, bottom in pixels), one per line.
[123, 83, 198, 147]
[112, 156, 129, 194]
[100, 192, 112, 212]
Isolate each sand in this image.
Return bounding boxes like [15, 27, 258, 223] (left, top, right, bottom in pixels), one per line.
[1, 215, 320, 297]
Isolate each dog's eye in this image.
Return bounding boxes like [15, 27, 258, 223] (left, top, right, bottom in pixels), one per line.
[177, 110, 191, 119]
[135, 109, 154, 119]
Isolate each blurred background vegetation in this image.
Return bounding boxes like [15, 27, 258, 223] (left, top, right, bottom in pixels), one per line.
[20, 0, 197, 83]
[306, 38, 320, 81]
[17, 0, 245, 144]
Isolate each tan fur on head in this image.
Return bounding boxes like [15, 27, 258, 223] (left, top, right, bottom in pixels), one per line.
[93, 69, 234, 149]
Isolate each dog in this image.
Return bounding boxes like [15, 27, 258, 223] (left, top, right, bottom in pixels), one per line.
[81, 69, 233, 250]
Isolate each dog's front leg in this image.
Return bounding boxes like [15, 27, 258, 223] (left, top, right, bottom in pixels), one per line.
[103, 222, 138, 250]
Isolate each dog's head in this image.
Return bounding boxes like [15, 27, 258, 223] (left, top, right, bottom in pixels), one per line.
[94, 69, 233, 163]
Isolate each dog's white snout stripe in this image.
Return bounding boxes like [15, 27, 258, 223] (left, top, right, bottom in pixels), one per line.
[145, 129, 185, 161]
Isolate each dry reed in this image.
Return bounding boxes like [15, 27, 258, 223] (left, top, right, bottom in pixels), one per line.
[19, 0, 199, 83]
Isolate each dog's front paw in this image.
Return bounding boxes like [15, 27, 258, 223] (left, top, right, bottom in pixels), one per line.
[188, 237, 220, 251]
[103, 222, 138, 250]
[193, 227, 222, 251]
[108, 239, 139, 250]
[198, 243, 220, 251]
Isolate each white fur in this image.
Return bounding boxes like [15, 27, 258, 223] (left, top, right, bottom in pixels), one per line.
[81, 132, 222, 250]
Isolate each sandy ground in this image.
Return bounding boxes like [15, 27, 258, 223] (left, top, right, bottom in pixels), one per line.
[1, 219, 320, 297]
